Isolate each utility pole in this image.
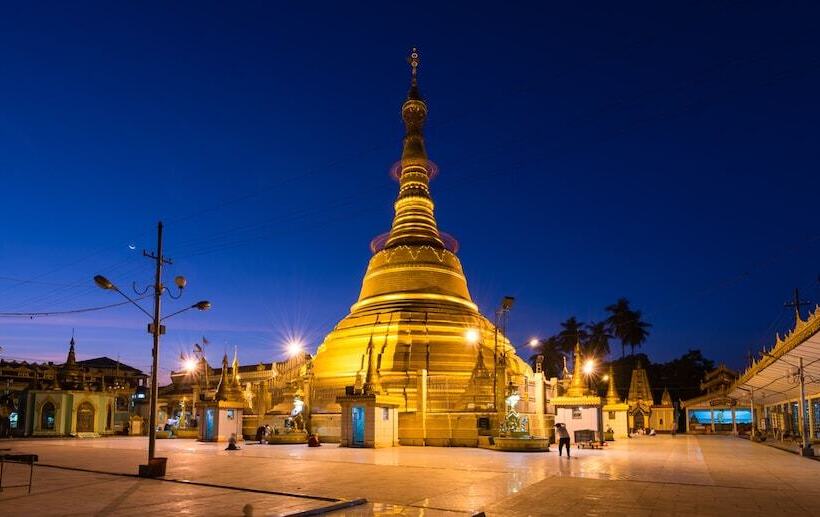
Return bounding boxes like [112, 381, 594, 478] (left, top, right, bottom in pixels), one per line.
[94, 221, 210, 478]
[144, 221, 172, 465]
[785, 287, 811, 323]
[798, 357, 813, 456]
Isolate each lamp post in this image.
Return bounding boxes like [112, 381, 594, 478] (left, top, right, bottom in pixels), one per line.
[95, 221, 211, 477]
[492, 296, 515, 413]
[583, 359, 607, 445]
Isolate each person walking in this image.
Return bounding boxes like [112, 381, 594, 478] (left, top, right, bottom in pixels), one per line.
[556, 423, 571, 458]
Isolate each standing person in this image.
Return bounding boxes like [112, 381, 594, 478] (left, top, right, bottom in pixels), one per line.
[556, 423, 571, 458]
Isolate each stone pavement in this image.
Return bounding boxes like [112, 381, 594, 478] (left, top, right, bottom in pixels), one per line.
[1, 435, 819, 516]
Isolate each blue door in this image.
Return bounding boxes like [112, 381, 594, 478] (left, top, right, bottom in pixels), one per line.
[205, 408, 215, 440]
[352, 406, 365, 446]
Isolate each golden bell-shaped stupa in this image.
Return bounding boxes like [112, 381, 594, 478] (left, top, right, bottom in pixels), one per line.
[309, 50, 535, 445]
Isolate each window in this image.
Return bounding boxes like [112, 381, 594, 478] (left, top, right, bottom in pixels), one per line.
[9, 412, 18, 429]
[608, 411, 616, 420]
[382, 407, 389, 421]
[226, 409, 235, 420]
[41, 402, 55, 430]
[572, 408, 582, 419]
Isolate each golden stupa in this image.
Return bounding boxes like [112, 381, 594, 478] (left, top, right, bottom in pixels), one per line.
[309, 50, 538, 446]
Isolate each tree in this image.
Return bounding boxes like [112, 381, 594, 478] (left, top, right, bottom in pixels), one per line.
[584, 321, 612, 358]
[605, 298, 632, 358]
[605, 298, 651, 357]
[529, 336, 565, 378]
[624, 310, 651, 356]
[556, 317, 587, 355]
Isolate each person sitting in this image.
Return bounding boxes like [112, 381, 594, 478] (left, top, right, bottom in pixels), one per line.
[308, 433, 321, 447]
[225, 433, 240, 451]
[255, 425, 266, 444]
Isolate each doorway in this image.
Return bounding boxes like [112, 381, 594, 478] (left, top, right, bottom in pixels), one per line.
[633, 411, 645, 430]
[204, 408, 215, 440]
[352, 406, 365, 446]
[76, 402, 95, 432]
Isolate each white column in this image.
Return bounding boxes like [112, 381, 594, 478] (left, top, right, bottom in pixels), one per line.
[732, 408, 737, 435]
[418, 368, 427, 445]
[710, 408, 715, 433]
[535, 372, 545, 437]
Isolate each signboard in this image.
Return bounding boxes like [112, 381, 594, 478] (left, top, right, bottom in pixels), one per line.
[709, 397, 737, 407]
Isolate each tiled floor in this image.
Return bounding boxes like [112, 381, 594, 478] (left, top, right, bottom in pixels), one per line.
[1, 435, 819, 516]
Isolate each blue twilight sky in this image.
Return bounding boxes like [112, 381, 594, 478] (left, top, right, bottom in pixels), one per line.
[1, 2, 819, 379]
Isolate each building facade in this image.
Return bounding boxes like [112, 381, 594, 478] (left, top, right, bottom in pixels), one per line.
[0, 337, 147, 438]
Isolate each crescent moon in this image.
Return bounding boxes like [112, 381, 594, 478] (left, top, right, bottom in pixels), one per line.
[128, 244, 136, 250]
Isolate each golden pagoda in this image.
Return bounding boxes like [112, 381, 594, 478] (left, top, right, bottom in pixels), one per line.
[309, 50, 539, 446]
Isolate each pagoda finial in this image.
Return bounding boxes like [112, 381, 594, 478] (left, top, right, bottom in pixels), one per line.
[409, 47, 419, 78]
[407, 47, 421, 100]
[383, 48, 444, 250]
[606, 363, 620, 404]
[567, 339, 587, 397]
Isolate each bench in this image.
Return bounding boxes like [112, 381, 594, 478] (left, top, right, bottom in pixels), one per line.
[0, 452, 39, 494]
[574, 429, 603, 449]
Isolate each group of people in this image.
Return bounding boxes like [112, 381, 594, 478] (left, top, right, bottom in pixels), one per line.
[254, 424, 274, 443]
[628, 427, 656, 437]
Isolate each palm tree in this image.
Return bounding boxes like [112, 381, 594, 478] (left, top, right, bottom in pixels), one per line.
[605, 298, 652, 357]
[624, 310, 651, 356]
[584, 321, 611, 358]
[529, 336, 564, 378]
[557, 317, 587, 355]
[605, 298, 632, 358]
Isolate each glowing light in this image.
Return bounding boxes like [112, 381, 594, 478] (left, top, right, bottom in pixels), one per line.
[182, 357, 197, 373]
[583, 359, 595, 375]
[465, 328, 480, 344]
[529, 338, 539, 347]
[286, 340, 304, 357]
[602, 374, 610, 382]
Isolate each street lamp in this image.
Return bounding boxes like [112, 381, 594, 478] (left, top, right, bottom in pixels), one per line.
[286, 340, 305, 357]
[493, 296, 515, 413]
[94, 221, 211, 478]
[182, 356, 198, 374]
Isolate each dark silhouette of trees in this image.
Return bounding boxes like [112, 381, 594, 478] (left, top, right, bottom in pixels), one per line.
[557, 316, 586, 355]
[529, 336, 565, 378]
[605, 298, 652, 357]
[584, 321, 611, 358]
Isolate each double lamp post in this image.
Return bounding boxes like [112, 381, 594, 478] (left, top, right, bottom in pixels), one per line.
[95, 221, 210, 477]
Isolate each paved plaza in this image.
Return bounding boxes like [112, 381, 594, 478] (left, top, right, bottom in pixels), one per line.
[1, 435, 819, 516]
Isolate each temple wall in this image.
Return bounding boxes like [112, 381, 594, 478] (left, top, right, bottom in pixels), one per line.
[311, 413, 342, 443]
[651, 407, 676, 432]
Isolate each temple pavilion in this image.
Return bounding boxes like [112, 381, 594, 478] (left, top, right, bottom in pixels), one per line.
[308, 50, 545, 446]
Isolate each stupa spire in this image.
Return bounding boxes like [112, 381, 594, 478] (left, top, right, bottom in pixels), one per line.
[606, 364, 620, 404]
[384, 48, 444, 250]
[567, 340, 588, 397]
[66, 335, 77, 366]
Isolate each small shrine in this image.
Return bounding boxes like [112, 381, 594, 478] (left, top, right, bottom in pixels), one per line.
[551, 341, 602, 441]
[267, 392, 309, 444]
[335, 339, 401, 448]
[197, 354, 244, 442]
[481, 382, 549, 451]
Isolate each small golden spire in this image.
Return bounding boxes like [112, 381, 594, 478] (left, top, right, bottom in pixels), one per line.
[409, 48, 420, 79]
